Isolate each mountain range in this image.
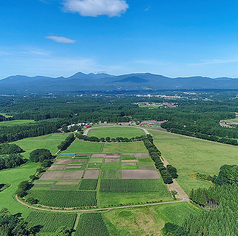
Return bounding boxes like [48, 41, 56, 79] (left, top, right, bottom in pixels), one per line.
[1, 72, 238, 94]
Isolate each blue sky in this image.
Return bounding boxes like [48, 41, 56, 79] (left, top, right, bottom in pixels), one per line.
[1, 0, 238, 78]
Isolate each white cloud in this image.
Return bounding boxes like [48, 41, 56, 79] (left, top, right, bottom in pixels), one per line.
[63, 0, 129, 17]
[46, 36, 75, 43]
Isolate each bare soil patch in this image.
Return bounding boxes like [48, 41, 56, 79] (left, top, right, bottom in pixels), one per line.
[61, 171, 84, 179]
[105, 153, 120, 158]
[39, 171, 64, 180]
[105, 158, 120, 163]
[83, 170, 100, 179]
[66, 165, 82, 169]
[121, 162, 136, 165]
[54, 159, 72, 164]
[55, 181, 79, 185]
[134, 153, 150, 158]
[72, 159, 88, 162]
[121, 170, 160, 179]
[92, 154, 106, 158]
[48, 165, 66, 171]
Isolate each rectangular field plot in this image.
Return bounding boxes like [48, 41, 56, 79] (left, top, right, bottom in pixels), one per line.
[61, 140, 102, 154]
[48, 165, 67, 171]
[88, 158, 104, 163]
[75, 213, 109, 236]
[39, 171, 64, 180]
[79, 179, 98, 190]
[101, 162, 120, 170]
[88, 163, 102, 169]
[28, 190, 97, 207]
[102, 170, 120, 179]
[122, 170, 160, 179]
[102, 142, 148, 153]
[121, 155, 137, 160]
[121, 165, 138, 170]
[26, 212, 77, 233]
[100, 179, 165, 192]
[104, 157, 120, 162]
[83, 170, 100, 179]
[62, 171, 84, 179]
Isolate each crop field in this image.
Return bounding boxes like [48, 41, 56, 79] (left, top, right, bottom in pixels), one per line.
[61, 140, 102, 154]
[26, 212, 77, 232]
[150, 130, 238, 194]
[100, 179, 167, 193]
[75, 213, 109, 236]
[87, 126, 145, 139]
[28, 190, 97, 207]
[79, 179, 98, 190]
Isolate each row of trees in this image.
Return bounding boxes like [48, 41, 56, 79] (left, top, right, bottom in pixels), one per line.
[0, 118, 65, 144]
[57, 134, 75, 151]
[143, 135, 178, 184]
[75, 133, 145, 143]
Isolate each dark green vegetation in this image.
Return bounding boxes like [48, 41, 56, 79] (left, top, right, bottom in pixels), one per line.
[58, 133, 75, 151]
[26, 211, 77, 233]
[100, 179, 167, 193]
[0, 153, 25, 170]
[79, 179, 98, 190]
[0, 208, 34, 235]
[28, 190, 97, 208]
[29, 148, 52, 163]
[75, 213, 109, 236]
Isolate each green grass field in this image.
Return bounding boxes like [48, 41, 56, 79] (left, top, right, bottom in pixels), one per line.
[0, 162, 38, 217]
[88, 126, 145, 139]
[150, 130, 238, 194]
[0, 120, 35, 126]
[103, 142, 148, 153]
[61, 140, 102, 154]
[11, 133, 67, 158]
[103, 202, 200, 235]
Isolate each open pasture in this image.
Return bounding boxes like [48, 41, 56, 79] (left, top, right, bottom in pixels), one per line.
[150, 129, 238, 194]
[87, 126, 145, 139]
[61, 140, 102, 154]
[103, 141, 148, 153]
[12, 133, 67, 158]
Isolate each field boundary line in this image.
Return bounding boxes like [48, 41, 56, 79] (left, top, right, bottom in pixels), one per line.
[15, 194, 187, 213]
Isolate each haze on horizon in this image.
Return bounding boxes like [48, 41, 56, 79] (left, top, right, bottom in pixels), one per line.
[1, 0, 238, 79]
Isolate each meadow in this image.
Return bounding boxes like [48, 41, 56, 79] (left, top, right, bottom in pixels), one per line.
[61, 140, 102, 154]
[103, 142, 148, 153]
[150, 130, 238, 194]
[87, 126, 145, 139]
[0, 119, 35, 126]
[12, 133, 67, 158]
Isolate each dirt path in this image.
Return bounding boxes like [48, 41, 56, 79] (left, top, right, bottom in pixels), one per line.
[15, 195, 185, 213]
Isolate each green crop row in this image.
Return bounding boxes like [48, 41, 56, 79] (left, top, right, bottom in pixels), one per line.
[75, 213, 109, 236]
[100, 179, 166, 193]
[26, 211, 77, 232]
[79, 179, 98, 190]
[28, 190, 97, 207]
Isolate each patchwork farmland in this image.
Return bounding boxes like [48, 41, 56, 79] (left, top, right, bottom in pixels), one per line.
[29, 149, 170, 209]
